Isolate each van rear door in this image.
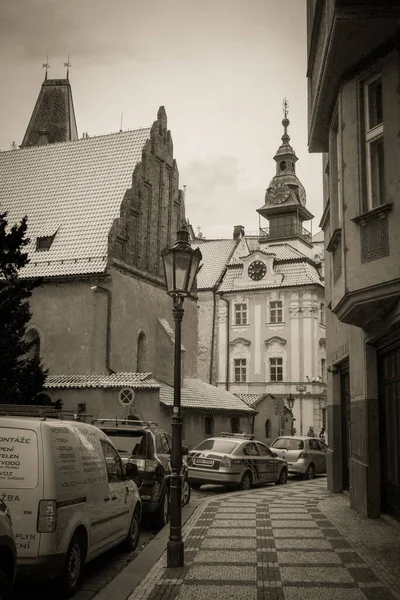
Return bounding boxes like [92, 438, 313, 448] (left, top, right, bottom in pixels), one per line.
[0, 423, 43, 558]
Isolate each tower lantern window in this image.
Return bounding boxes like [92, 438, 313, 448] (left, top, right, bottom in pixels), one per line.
[280, 160, 286, 171]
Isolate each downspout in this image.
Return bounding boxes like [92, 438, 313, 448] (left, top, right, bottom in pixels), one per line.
[218, 293, 230, 391]
[209, 291, 217, 384]
[91, 283, 114, 374]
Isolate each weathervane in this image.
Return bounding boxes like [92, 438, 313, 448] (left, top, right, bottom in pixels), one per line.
[42, 55, 50, 79]
[64, 54, 71, 79]
[283, 97, 289, 119]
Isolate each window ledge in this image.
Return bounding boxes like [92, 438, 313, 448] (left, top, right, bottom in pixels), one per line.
[326, 228, 341, 253]
[351, 203, 393, 226]
[266, 321, 285, 325]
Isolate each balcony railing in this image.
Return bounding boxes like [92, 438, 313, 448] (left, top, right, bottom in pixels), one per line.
[259, 224, 312, 243]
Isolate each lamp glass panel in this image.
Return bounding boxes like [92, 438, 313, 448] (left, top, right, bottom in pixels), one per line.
[162, 251, 175, 293]
[186, 253, 201, 294]
[174, 252, 192, 293]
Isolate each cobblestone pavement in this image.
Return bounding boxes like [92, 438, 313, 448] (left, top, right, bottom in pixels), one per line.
[128, 479, 400, 600]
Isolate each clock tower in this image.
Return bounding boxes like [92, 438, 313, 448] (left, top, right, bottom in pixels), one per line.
[257, 100, 314, 247]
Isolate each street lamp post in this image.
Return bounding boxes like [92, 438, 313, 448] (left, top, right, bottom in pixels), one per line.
[162, 226, 202, 569]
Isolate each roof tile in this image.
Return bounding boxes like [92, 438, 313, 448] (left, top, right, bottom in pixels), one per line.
[193, 239, 237, 289]
[44, 372, 159, 389]
[159, 378, 255, 412]
[0, 128, 151, 278]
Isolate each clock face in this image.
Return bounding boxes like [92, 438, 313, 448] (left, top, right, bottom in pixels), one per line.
[298, 182, 306, 206]
[248, 260, 267, 281]
[269, 182, 290, 205]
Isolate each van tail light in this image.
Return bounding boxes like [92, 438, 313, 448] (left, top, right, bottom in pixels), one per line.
[37, 500, 57, 533]
[298, 451, 308, 460]
[220, 455, 232, 467]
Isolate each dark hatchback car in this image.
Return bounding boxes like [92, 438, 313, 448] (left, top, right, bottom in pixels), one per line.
[94, 419, 190, 529]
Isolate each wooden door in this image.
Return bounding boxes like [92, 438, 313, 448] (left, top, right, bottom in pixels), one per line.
[380, 344, 400, 520]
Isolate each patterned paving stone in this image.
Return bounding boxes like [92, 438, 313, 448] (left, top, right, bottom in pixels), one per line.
[202, 538, 257, 549]
[269, 514, 314, 520]
[208, 528, 256, 537]
[270, 520, 319, 528]
[218, 507, 256, 513]
[269, 508, 309, 514]
[277, 551, 342, 564]
[214, 513, 256, 520]
[175, 584, 257, 599]
[283, 588, 367, 600]
[280, 566, 355, 583]
[186, 565, 256, 580]
[274, 538, 333, 549]
[194, 550, 256, 563]
[274, 528, 324, 538]
[212, 520, 256, 528]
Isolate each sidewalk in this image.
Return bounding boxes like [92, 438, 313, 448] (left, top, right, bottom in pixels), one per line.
[101, 479, 400, 600]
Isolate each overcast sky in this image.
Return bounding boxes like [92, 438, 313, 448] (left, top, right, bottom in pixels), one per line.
[0, 0, 323, 239]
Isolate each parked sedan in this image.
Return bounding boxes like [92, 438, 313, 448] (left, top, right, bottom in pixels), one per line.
[269, 436, 327, 479]
[0, 500, 16, 600]
[187, 433, 288, 490]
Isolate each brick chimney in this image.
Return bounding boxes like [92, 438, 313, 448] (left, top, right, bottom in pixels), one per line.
[233, 225, 245, 240]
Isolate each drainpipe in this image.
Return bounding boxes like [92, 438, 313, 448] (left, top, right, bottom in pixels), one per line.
[209, 292, 217, 384]
[218, 293, 230, 391]
[91, 283, 114, 374]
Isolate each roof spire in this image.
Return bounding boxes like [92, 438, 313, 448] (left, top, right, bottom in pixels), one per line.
[281, 97, 290, 143]
[64, 55, 71, 79]
[42, 55, 50, 80]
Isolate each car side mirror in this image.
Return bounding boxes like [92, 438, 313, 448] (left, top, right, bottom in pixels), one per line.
[272, 452, 278, 458]
[125, 462, 139, 480]
[182, 445, 189, 456]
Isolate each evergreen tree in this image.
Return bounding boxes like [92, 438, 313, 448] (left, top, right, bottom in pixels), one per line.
[0, 212, 47, 404]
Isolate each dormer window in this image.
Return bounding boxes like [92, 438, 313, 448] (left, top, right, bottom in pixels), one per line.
[36, 234, 55, 251]
[35, 227, 58, 252]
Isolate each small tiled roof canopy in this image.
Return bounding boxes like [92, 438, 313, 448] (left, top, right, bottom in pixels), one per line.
[44, 373, 160, 389]
[159, 378, 256, 413]
[0, 128, 150, 278]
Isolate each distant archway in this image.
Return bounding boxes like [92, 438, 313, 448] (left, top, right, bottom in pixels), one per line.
[136, 331, 147, 372]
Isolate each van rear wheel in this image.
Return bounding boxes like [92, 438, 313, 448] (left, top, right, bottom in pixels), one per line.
[59, 533, 85, 598]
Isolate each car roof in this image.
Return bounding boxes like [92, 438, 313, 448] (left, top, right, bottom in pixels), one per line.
[274, 435, 320, 440]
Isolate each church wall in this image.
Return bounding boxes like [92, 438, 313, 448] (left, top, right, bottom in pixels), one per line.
[29, 279, 103, 375]
[108, 266, 198, 379]
[181, 411, 254, 450]
[197, 290, 215, 383]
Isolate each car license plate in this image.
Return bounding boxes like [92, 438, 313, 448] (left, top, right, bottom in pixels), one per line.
[194, 458, 214, 466]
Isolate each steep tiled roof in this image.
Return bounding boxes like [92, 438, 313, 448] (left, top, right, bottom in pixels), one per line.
[193, 239, 237, 290]
[44, 373, 160, 389]
[219, 261, 322, 292]
[159, 378, 256, 412]
[0, 128, 150, 278]
[235, 393, 266, 407]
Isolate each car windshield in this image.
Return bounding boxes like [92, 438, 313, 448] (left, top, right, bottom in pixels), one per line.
[271, 438, 304, 451]
[193, 439, 240, 454]
[101, 430, 148, 458]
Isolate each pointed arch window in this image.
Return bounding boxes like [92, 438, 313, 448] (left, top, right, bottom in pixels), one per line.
[26, 328, 41, 360]
[136, 331, 147, 372]
[265, 419, 271, 438]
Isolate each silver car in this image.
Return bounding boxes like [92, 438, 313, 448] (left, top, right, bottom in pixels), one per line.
[0, 500, 16, 600]
[187, 433, 288, 490]
[270, 436, 327, 479]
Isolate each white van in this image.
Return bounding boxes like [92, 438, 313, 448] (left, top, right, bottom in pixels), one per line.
[0, 414, 142, 597]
